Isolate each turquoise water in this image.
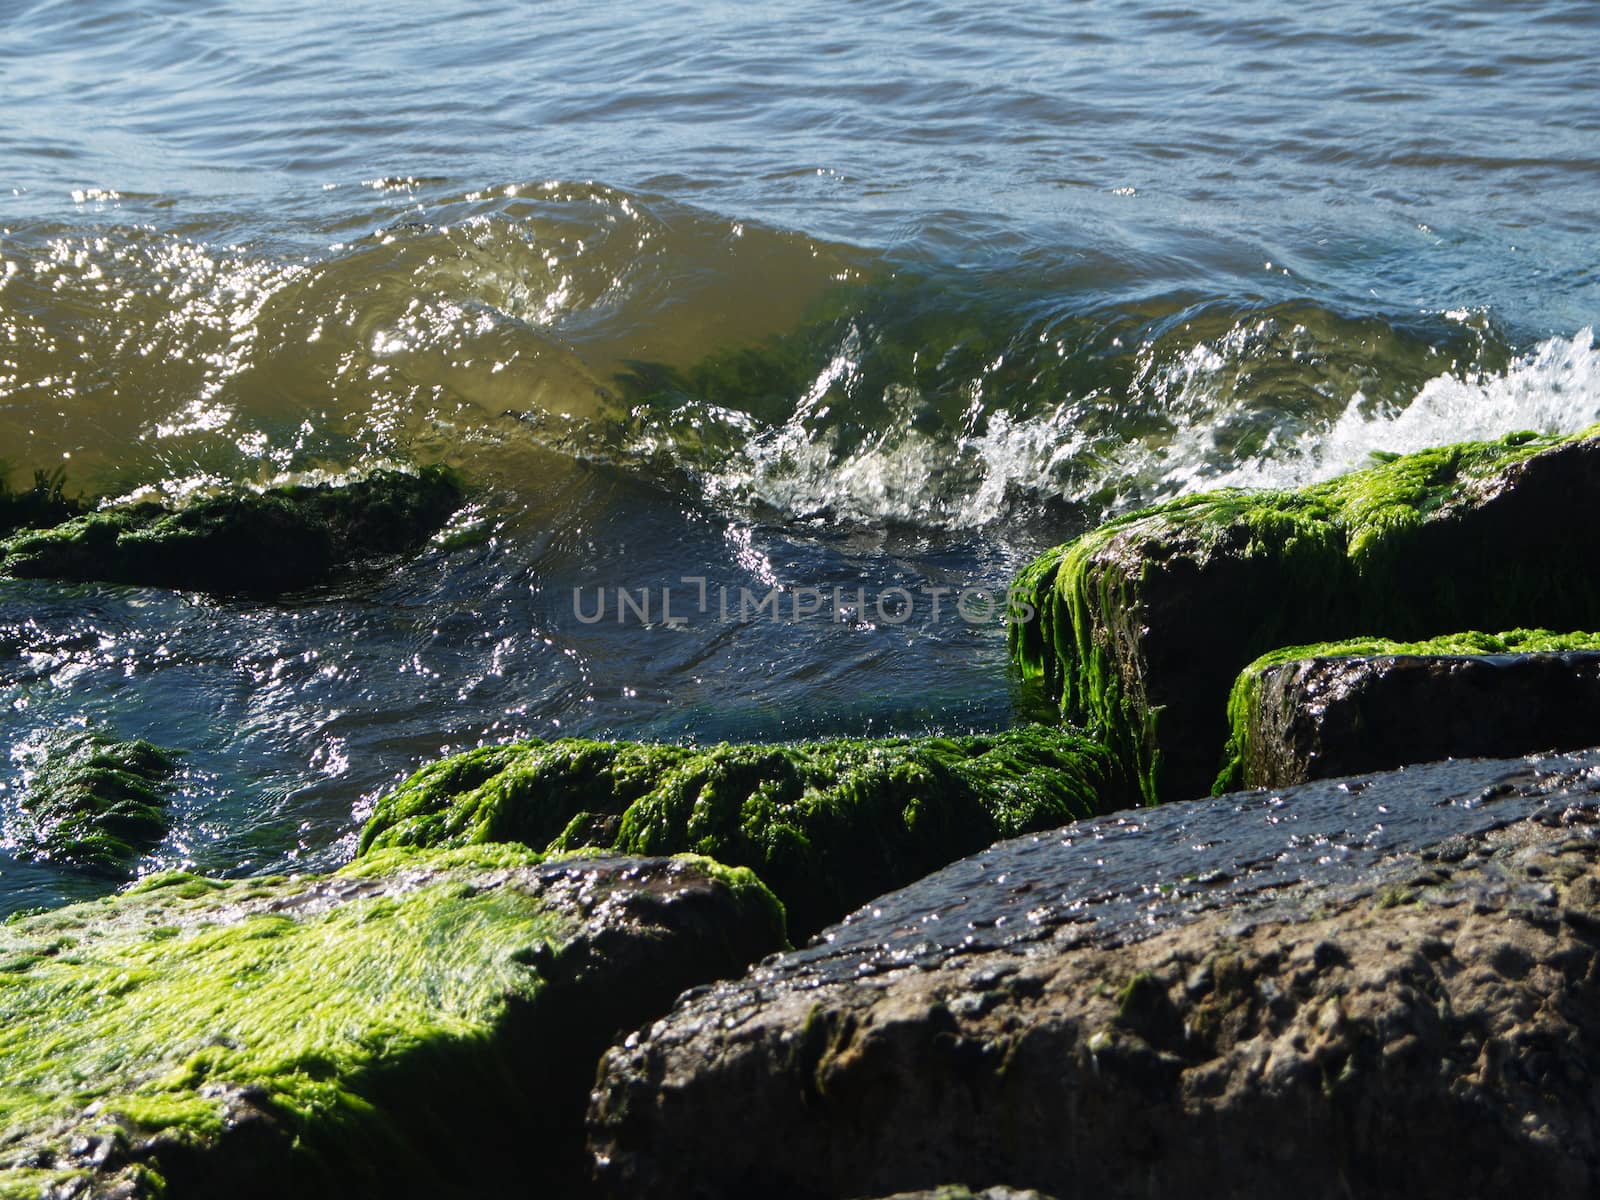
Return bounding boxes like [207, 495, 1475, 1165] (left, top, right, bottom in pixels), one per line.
[2, 0, 1598, 912]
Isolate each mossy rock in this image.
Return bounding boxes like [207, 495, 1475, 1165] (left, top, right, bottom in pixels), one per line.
[0, 465, 464, 596]
[0, 468, 88, 539]
[1216, 628, 1600, 791]
[358, 726, 1125, 939]
[1010, 427, 1600, 803]
[6, 729, 180, 877]
[0, 846, 784, 1198]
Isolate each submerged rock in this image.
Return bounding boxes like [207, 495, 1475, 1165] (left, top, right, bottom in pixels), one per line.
[1218, 629, 1600, 791]
[0, 846, 783, 1199]
[5, 729, 180, 876]
[1010, 427, 1600, 803]
[357, 727, 1125, 940]
[0, 466, 464, 596]
[588, 749, 1600, 1200]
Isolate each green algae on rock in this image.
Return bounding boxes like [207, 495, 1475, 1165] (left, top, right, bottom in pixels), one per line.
[0, 468, 88, 539]
[1216, 628, 1600, 792]
[358, 726, 1123, 939]
[1010, 427, 1600, 805]
[5, 729, 180, 876]
[0, 465, 465, 596]
[0, 845, 785, 1199]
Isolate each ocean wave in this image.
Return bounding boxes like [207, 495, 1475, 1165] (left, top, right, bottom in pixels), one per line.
[4, 183, 1592, 537]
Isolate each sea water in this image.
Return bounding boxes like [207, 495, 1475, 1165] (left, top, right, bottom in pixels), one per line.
[1, 0, 1597, 913]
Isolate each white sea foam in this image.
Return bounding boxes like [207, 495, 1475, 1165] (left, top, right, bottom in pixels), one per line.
[1161, 327, 1600, 496]
[704, 327, 1600, 529]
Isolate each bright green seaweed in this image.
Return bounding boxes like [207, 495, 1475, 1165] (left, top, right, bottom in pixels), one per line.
[1010, 426, 1600, 804]
[0, 844, 782, 1197]
[1213, 628, 1600, 794]
[359, 726, 1124, 937]
[0, 844, 560, 1195]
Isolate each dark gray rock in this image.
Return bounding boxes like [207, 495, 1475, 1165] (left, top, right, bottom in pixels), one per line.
[1237, 649, 1600, 788]
[588, 749, 1600, 1200]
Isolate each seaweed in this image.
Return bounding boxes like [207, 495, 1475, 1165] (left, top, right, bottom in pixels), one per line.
[359, 725, 1125, 939]
[6, 729, 180, 876]
[0, 845, 783, 1198]
[0, 466, 89, 538]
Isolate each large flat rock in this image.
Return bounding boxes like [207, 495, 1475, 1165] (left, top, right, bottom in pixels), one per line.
[588, 749, 1600, 1200]
[0, 847, 783, 1199]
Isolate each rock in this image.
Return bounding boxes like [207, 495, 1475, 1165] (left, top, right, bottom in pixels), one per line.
[357, 727, 1126, 941]
[0, 846, 784, 1198]
[0, 468, 87, 539]
[1218, 629, 1600, 790]
[856, 1190, 1057, 1200]
[1009, 427, 1600, 803]
[588, 749, 1600, 1200]
[0, 466, 464, 596]
[6, 728, 180, 876]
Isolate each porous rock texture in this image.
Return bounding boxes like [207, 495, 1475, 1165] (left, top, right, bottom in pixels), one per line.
[1218, 629, 1600, 790]
[589, 749, 1600, 1200]
[0, 847, 783, 1199]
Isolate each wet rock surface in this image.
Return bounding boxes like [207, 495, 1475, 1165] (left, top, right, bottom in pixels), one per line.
[0, 848, 783, 1199]
[0, 466, 464, 597]
[589, 749, 1600, 1200]
[1234, 647, 1600, 789]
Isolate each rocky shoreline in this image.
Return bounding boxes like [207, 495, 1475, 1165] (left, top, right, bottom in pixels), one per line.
[590, 751, 1600, 1199]
[6, 426, 1600, 1197]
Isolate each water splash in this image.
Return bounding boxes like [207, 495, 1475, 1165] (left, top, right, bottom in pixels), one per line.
[627, 290, 1590, 530]
[1175, 326, 1600, 494]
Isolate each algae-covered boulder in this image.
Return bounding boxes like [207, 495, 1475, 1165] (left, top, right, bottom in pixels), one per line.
[5, 729, 180, 877]
[1217, 629, 1600, 791]
[0, 469, 88, 539]
[0, 466, 464, 596]
[0, 846, 784, 1199]
[589, 749, 1600, 1200]
[1011, 427, 1600, 803]
[358, 727, 1123, 939]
